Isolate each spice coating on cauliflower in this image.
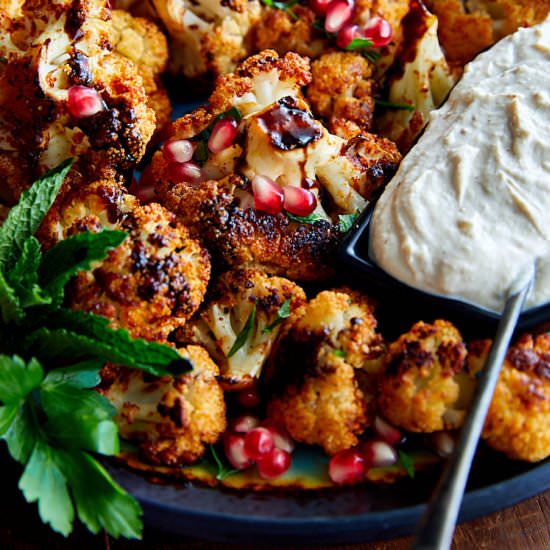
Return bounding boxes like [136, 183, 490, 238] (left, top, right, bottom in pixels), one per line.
[39, 178, 211, 343]
[179, 268, 306, 390]
[468, 334, 550, 462]
[0, 0, 155, 203]
[377, 319, 476, 433]
[266, 289, 386, 455]
[98, 345, 226, 465]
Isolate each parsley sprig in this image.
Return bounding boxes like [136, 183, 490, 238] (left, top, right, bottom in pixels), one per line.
[0, 160, 194, 539]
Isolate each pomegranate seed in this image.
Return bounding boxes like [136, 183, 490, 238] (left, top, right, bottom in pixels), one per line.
[243, 427, 274, 460]
[230, 414, 260, 434]
[373, 416, 403, 446]
[128, 175, 156, 204]
[223, 433, 254, 470]
[262, 421, 295, 454]
[208, 118, 238, 154]
[430, 431, 456, 458]
[168, 161, 203, 183]
[308, 0, 333, 16]
[324, 1, 353, 34]
[163, 139, 194, 164]
[256, 448, 292, 480]
[363, 16, 393, 48]
[67, 86, 105, 118]
[283, 186, 317, 217]
[328, 449, 364, 485]
[237, 386, 261, 409]
[360, 440, 398, 468]
[252, 175, 284, 215]
[336, 24, 363, 49]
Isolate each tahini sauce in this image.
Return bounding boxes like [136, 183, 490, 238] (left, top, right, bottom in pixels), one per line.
[370, 18, 550, 313]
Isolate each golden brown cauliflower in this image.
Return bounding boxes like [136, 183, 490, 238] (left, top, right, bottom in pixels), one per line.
[38, 178, 211, 343]
[266, 289, 386, 455]
[467, 334, 550, 462]
[425, 0, 550, 66]
[179, 268, 306, 390]
[377, 320, 477, 433]
[150, 50, 400, 280]
[98, 345, 226, 466]
[0, 0, 155, 203]
[110, 9, 171, 133]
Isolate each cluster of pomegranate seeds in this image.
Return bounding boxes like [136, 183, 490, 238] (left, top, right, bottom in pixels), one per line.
[67, 86, 105, 118]
[328, 416, 404, 485]
[223, 415, 294, 480]
[252, 176, 318, 217]
[208, 118, 238, 154]
[363, 16, 393, 48]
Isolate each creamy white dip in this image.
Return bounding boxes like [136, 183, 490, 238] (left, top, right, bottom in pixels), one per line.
[370, 18, 550, 313]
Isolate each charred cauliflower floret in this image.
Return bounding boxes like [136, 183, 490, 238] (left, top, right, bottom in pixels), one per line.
[378, 320, 476, 433]
[110, 9, 171, 132]
[137, 0, 262, 79]
[376, 0, 459, 152]
[151, 50, 400, 280]
[38, 178, 211, 342]
[0, 0, 155, 203]
[98, 345, 226, 465]
[425, 0, 550, 66]
[467, 334, 550, 462]
[179, 269, 306, 390]
[266, 289, 386, 455]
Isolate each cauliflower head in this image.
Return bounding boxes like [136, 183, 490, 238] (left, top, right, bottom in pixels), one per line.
[0, 0, 155, 203]
[376, 0, 459, 152]
[38, 178, 211, 343]
[266, 289, 386, 455]
[377, 320, 476, 433]
[179, 268, 306, 390]
[151, 50, 400, 280]
[98, 345, 226, 465]
[468, 334, 550, 462]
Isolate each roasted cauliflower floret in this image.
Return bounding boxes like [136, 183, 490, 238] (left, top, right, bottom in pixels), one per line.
[0, 0, 155, 202]
[378, 320, 476, 433]
[266, 289, 386, 455]
[425, 0, 550, 66]
[151, 50, 400, 280]
[468, 334, 550, 462]
[376, 0, 459, 152]
[111, 9, 171, 132]
[98, 345, 226, 466]
[38, 178, 211, 342]
[179, 269, 306, 390]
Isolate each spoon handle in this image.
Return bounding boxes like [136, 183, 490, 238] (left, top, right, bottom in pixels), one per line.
[411, 280, 532, 550]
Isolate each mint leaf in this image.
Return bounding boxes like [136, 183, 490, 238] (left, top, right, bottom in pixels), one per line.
[228, 303, 257, 357]
[0, 404, 17, 435]
[263, 298, 292, 333]
[0, 269, 23, 323]
[398, 449, 415, 479]
[286, 212, 325, 224]
[19, 440, 75, 537]
[0, 356, 43, 405]
[57, 449, 142, 539]
[26, 309, 191, 376]
[338, 212, 359, 233]
[0, 158, 73, 271]
[375, 99, 416, 112]
[39, 230, 126, 304]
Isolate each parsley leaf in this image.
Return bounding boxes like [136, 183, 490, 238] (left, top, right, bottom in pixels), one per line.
[338, 212, 360, 233]
[0, 158, 73, 272]
[286, 212, 325, 224]
[228, 303, 257, 357]
[375, 99, 416, 112]
[0, 355, 43, 404]
[398, 449, 415, 479]
[263, 298, 292, 333]
[209, 445, 238, 481]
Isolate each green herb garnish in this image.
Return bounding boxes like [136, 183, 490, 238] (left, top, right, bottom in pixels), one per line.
[345, 38, 381, 63]
[263, 298, 292, 334]
[0, 56, 7, 64]
[286, 212, 325, 224]
[398, 449, 415, 479]
[338, 212, 360, 233]
[228, 303, 257, 357]
[375, 99, 416, 112]
[333, 349, 346, 358]
[261, 0, 300, 19]
[209, 445, 238, 481]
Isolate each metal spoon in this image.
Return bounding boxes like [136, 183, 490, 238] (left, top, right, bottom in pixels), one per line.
[410, 264, 535, 550]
